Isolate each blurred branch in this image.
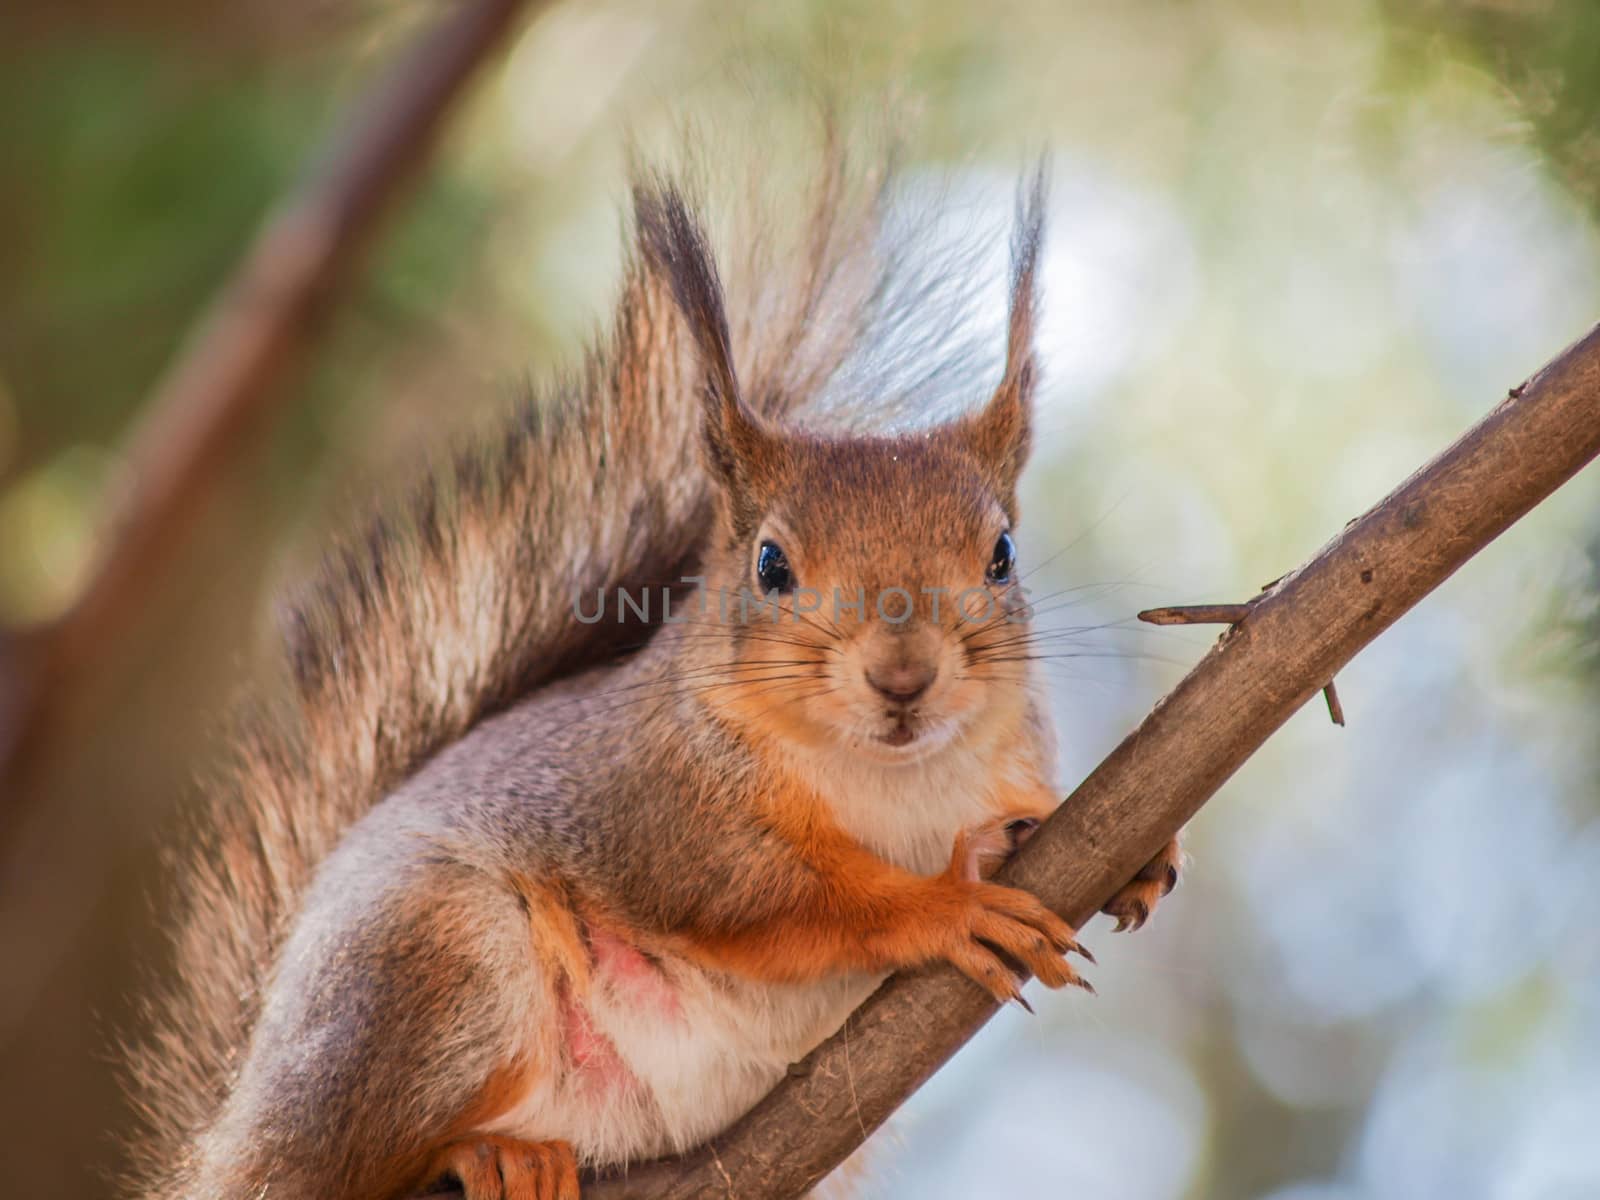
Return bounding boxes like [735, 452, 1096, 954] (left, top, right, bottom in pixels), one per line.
[563, 328, 1600, 1199]
[0, 0, 542, 809]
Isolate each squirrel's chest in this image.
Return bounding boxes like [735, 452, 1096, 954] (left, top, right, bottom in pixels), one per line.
[792, 735, 1050, 875]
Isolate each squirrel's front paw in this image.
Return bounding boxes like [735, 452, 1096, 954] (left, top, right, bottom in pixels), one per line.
[1102, 836, 1182, 933]
[935, 860, 1094, 1005]
[426, 1135, 579, 1200]
[945, 881, 1094, 1004]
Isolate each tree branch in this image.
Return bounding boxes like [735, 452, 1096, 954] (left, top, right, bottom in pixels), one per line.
[0, 0, 541, 805]
[559, 329, 1600, 1198]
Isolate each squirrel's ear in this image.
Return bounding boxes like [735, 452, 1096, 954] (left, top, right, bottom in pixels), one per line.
[965, 165, 1046, 492]
[633, 179, 770, 487]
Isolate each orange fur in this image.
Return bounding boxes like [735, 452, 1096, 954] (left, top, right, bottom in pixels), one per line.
[422, 1136, 578, 1200]
[510, 873, 593, 998]
[675, 767, 1090, 1003]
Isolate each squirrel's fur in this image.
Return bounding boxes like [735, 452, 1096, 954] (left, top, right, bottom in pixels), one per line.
[125, 134, 1179, 1200]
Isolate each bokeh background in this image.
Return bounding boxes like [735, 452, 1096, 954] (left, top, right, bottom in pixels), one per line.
[4, 1, 1600, 1197]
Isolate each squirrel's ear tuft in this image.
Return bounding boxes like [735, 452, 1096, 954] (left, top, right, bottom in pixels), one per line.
[965, 163, 1046, 493]
[633, 179, 767, 487]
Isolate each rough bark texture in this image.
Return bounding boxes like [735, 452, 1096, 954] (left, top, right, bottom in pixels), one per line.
[564, 325, 1600, 1199]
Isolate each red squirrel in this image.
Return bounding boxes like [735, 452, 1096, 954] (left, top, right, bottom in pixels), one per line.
[126, 148, 1180, 1200]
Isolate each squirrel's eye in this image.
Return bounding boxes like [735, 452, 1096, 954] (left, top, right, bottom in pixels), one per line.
[756, 540, 795, 594]
[986, 531, 1016, 585]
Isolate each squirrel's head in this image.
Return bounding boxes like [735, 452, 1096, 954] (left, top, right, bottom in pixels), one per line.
[639, 176, 1047, 765]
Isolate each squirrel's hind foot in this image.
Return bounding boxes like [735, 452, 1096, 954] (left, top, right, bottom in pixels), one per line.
[1102, 836, 1182, 933]
[425, 1135, 579, 1200]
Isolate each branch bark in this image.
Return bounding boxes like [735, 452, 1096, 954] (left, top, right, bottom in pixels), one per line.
[0, 0, 540, 802]
[563, 326, 1600, 1198]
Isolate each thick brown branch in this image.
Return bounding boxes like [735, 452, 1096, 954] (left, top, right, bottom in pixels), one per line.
[0, 0, 540, 801]
[563, 332, 1600, 1198]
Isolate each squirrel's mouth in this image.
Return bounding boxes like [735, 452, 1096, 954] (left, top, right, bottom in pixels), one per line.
[863, 710, 960, 761]
[879, 715, 918, 747]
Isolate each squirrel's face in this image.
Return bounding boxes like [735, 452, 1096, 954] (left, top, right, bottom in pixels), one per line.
[697, 419, 1040, 766]
[641, 168, 1047, 764]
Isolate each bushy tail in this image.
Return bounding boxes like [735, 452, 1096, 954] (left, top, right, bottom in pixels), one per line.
[123, 131, 1008, 1196]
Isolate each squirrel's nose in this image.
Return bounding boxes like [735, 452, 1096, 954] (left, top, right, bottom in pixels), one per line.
[866, 662, 936, 704]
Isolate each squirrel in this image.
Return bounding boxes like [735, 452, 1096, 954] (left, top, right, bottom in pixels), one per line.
[124, 145, 1182, 1200]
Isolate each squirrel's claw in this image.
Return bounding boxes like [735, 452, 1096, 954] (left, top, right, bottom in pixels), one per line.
[1110, 901, 1149, 934]
[943, 875, 1095, 1004]
[1102, 836, 1182, 934]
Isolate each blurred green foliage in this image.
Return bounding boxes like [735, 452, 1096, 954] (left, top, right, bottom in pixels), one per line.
[0, 42, 316, 454]
[0, 20, 503, 619]
[1389, 0, 1600, 212]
